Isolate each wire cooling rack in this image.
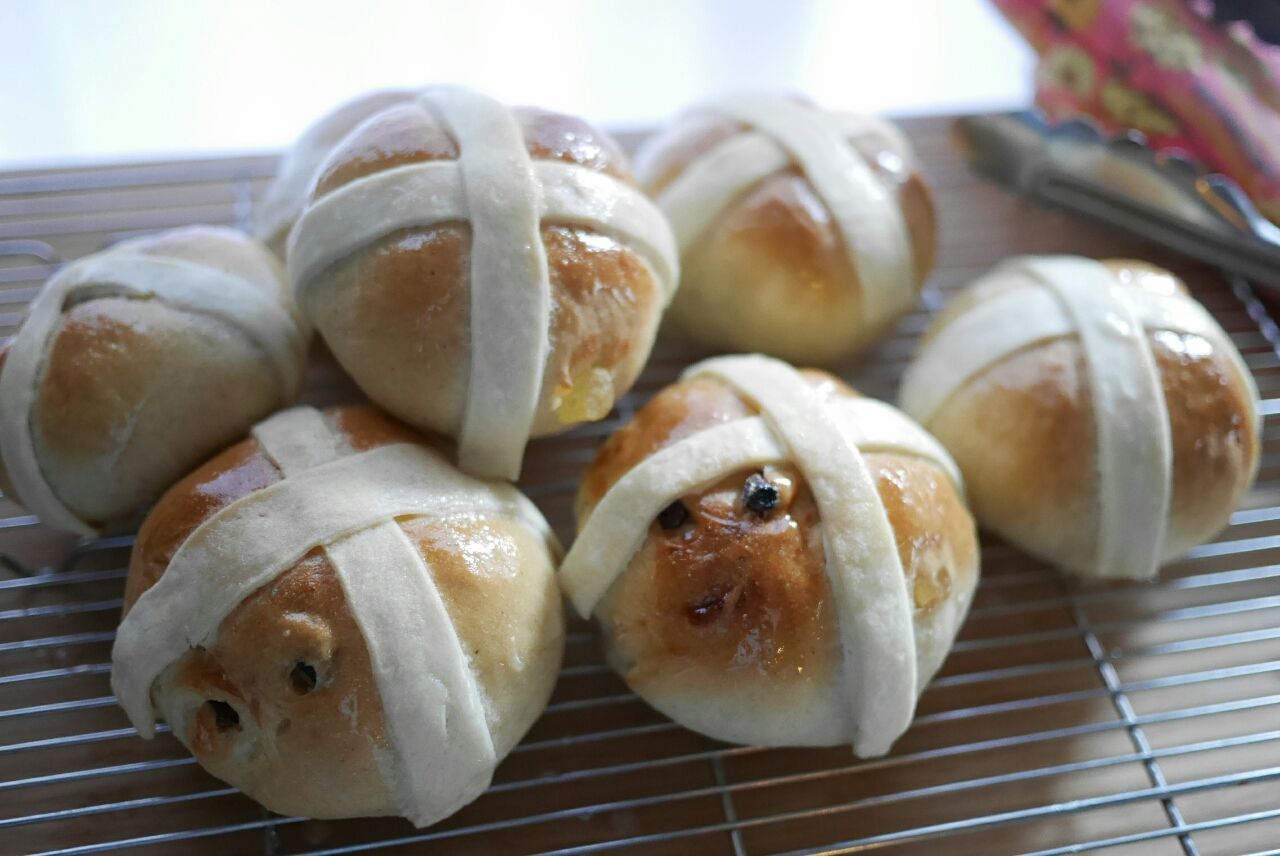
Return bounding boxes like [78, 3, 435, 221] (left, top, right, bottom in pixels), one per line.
[1, 117, 1279, 855]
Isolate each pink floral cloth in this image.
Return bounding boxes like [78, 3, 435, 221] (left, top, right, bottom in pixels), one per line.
[993, 0, 1280, 224]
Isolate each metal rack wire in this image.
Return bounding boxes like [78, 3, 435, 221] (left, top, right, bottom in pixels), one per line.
[1, 117, 1279, 854]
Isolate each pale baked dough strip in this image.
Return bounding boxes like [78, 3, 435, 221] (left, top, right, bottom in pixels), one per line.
[561, 416, 787, 617]
[656, 94, 914, 331]
[0, 253, 305, 536]
[688, 356, 916, 756]
[560, 398, 960, 616]
[252, 407, 496, 827]
[424, 87, 550, 481]
[900, 286, 1076, 425]
[561, 356, 962, 756]
[254, 89, 417, 245]
[329, 522, 496, 826]
[656, 131, 789, 257]
[1021, 257, 1172, 579]
[286, 162, 465, 292]
[831, 112, 914, 165]
[901, 271, 1255, 428]
[287, 87, 679, 480]
[632, 112, 728, 185]
[248, 405, 342, 472]
[710, 95, 914, 331]
[288, 161, 676, 312]
[839, 396, 963, 490]
[537, 160, 678, 298]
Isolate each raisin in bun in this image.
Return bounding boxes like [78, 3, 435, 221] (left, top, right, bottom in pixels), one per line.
[0, 226, 307, 535]
[560, 355, 977, 755]
[112, 405, 564, 826]
[901, 256, 1261, 580]
[255, 89, 417, 256]
[635, 93, 936, 365]
[288, 85, 678, 480]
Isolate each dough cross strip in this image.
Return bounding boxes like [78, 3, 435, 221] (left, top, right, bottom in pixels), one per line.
[112, 407, 553, 827]
[0, 253, 306, 536]
[287, 86, 679, 480]
[559, 355, 962, 756]
[900, 256, 1260, 579]
[648, 94, 914, 333]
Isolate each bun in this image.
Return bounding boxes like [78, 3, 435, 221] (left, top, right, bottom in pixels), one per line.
[288, 86, 678, 479]
[901, 255, 1261, 579]
[113, 405, 564, 826]
[635, 94, 935, 364]
[0, 226, 307, 534]
[562, 354, 977, 755]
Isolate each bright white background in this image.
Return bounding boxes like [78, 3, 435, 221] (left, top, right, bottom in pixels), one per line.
[0, 0, 1035, 168]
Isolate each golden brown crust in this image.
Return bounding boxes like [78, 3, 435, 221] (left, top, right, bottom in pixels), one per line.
[514, 106, 631, 184]
[929, 340, 1100, 571]
[312, 103, 459, 200]
[33, 296, 282, 530]
[304, 225, 474, 437]
[599, 450, 975, 689]
[126, 405, 562, 818]
[921, 259, 1258, 572]
[579, 372, 978, 744]
[40, 304, 158, 462]
[601, 464, 838, 689]
[877, 453, 976, 616]
[842, 128, 937, 291]
[645, 110, 935, 365]
[125, 438, 280, 611]
[401, 513, 563, 756]
[577, 377, 754, 518]
[306, 221, 662, 438]
[2, 227, 299, 532]
[302, 100, 662, 436]
[673, 171, 864, 363]
[1157, 331, 1258, 551]
[167, 549, 391, 818]
[329, 402, 431, 452]
[536, 226, 661, 430]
